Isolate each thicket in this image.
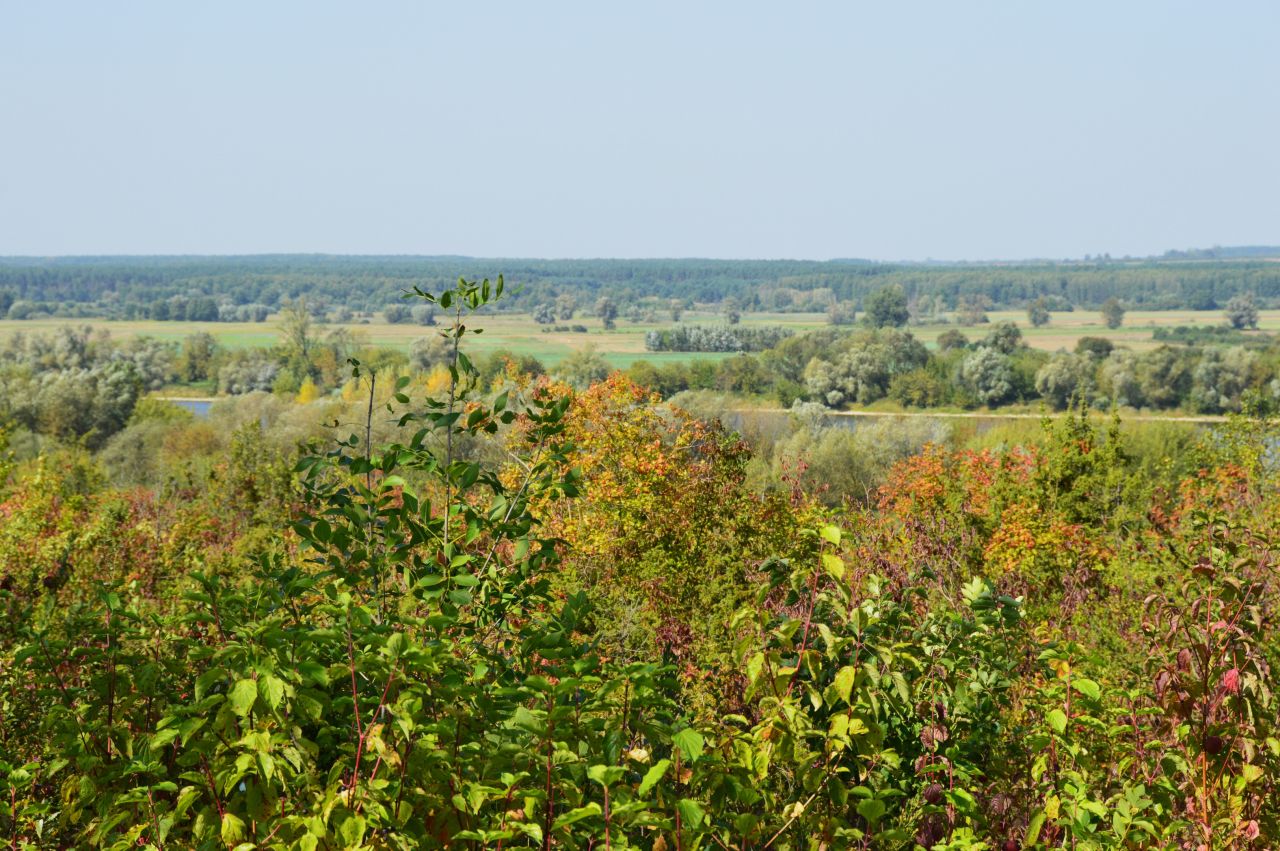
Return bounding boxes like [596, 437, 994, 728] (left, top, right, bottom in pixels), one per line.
[1, 280, 1278, 848]
[626, 322, 1280, 415]
[644, 325, 794, 353]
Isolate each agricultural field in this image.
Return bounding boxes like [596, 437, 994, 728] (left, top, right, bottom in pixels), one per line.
[0, 307, 1273, 369]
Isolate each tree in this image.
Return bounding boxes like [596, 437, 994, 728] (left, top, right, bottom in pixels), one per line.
[955, 294, 990, 326]
[176, 332, 220, 383]
[295, 377, 321, 403]
[960, 347, 1017, 406]
[383, 303, 412, 324]
[278, 298, 315, 383]
[595, 296, 618, 330]
[804, 330, 929, 406]
[1075, 336, 1114, 359]
[980, 321, 1023, 354]
[1225, 293, 1259, 330]
[1098, 350, 1144, 408]
[409, 335, 452, 372]
[865, 285, 910, 328]
[187, 297, 219, 322]
[1035, 353, 1093, 410]
[722, 296, 742, 325]
[1189, 348, 1256, 413]
[827, 300, 857, 326]
[411, 304, 437, 326]
[555, 293, 576, 321]
[1027, 297, 1050, 327]
[1101, 297, 1125, 329]
[556, 343, 612, 387]
[715, 354, 770, 394]
[1134, 345, 1193, 408]
[669, 298, 684, 322]
[936, 329, 970, 351]
[532, 303, 556, 325]
[909, 294, 938, 324]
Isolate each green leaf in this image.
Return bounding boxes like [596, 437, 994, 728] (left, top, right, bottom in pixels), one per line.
[833, 665, 857, 705]
[1073, 678, 1101, 702]
[340, 814, 366, 846]
[821, 552, 845, 580]
[150, 728, 180, 750]
[228, 679, 258, 717]
[638, 759, 671, 797]
[587, 764, 626, 787]
[745, 652, 764, 685]
[1026, 809, 1046, 845]
[819, 524, 841, 545]
[856, 798, 886, 824]
[552, 803, 602, 829]
[1047, 708, 1068, 735]
[220, 813, 245, 845]
[174, 786, 200, 817]
[672, 728, 704, 763]
[259, 675, 286, 710]
[298, 661, 329, 686]
[677, 798, 706, 829]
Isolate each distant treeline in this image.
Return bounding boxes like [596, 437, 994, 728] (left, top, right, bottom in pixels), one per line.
[3, 254, 1280, 320]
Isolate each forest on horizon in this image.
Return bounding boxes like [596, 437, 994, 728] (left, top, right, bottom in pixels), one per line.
[3, 252, 1280, 321]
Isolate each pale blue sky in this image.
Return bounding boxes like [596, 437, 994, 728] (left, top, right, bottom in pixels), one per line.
[1, 2, 1277, 259]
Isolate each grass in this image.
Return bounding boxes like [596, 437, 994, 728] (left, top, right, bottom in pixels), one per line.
[0, 308, 1274, 368]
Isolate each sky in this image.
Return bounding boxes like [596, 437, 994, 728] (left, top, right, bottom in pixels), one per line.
[1, 2, 1277, 261]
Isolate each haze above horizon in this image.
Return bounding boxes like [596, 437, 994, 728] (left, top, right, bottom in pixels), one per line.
[2, 2, 1277, 261]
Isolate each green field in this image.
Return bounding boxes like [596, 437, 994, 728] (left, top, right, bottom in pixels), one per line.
[0, 308, 1274, 368]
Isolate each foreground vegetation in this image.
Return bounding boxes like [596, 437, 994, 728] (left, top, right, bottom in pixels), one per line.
[1, 278, 1278, 849]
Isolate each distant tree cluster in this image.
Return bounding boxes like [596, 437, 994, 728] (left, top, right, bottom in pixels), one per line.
[640, 318, 1280, 415]
[644, 324, 794, 353]
[0, 327, 172, 448]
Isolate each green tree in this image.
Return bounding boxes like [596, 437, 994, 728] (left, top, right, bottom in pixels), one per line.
[555, 292, 576, 320]
[1027, 297, 1051, 327]
[1225, 292, 1259, 330]
[980, 321, 1024, 354]
[956, 294, 990, 325]
[936, 329, 970, 351]
[1035, 352, 1094, 409]
[961, 347, 1017, 406]
[865, 284, 910, 327]
[383, 303, 412, 324]
[1075, 336, 1115, 359]
[176, 332, 220, 383]
[1100, 297, 1125, 329]
[556, 343, 612, 387]
[278, 297, 317, 385]
[826, 300, 857, 326]
[411, 303, 437, 325]
[595, 296, 618, 330]
[722, 296, 742, 325]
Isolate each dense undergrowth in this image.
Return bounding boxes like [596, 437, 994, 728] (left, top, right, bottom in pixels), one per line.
[1, 279, 1277, 849]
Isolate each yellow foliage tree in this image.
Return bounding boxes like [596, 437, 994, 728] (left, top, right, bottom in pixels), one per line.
[296, 378, 321, 404]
